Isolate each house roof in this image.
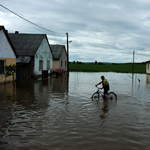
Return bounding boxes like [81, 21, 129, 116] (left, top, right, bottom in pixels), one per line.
[0, 26, 18, 58]
[145, 60, 150, 63]
[16, 56, 31, 63]
[8, 33, 47, 56]
[50, 45, 67, 60]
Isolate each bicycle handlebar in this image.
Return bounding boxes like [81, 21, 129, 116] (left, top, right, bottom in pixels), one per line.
[95, 86, 102, 90]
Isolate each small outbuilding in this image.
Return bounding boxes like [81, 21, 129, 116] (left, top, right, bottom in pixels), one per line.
[0, 26, 17, 83]
[8, 32, 53, 78]
[50, 45, 67, 73]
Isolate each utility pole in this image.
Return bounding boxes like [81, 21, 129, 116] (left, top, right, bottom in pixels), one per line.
[66, 32, 69, 73]
[132, 50, 135, 76]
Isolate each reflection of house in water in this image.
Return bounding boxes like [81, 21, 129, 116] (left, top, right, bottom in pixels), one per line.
[5, 82, 16, 96]
[0, 82, 16, 99]
[15, 81, 49, 110]
[0, 84, 5, 100]
[52, 75, 69, 97]
[34, 79, 52, 108]
[146, 74, 150, 84]
[0, 83, 15, 139]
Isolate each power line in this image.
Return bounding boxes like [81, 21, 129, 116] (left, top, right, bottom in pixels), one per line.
[0, 4, 66, 35]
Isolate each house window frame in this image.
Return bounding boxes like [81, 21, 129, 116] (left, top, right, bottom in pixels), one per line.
[0, 60, 5, 74]
[39, 60, 43, 71]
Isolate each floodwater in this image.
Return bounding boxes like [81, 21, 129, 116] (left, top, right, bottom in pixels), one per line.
[0, 72, 150, 150]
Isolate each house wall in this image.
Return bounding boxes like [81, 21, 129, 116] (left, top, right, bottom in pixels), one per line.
[59, 48, 67, 71]
[53, 60, 59, 71]
[34, 37, 53, 75]
[146, 63, 150, 74]
[0, 58, 16, 83]
[0, 29, 16, 83]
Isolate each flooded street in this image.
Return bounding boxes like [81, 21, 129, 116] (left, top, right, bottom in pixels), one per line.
[0, 72, 150, 150]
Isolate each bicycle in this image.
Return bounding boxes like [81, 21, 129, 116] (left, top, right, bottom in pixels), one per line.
[91, 86, 117, 101]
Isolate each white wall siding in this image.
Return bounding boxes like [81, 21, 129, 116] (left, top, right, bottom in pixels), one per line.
[34, 37, 53, 75]
[0, 30, 16, 58]
[59, 48, 67, 71]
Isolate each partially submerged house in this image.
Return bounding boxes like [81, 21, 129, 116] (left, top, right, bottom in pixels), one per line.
[146, 60, 150, 75]
[8, 32, 53, 78]
[0, 26, 17, 83]
[50, 45, 67, 72]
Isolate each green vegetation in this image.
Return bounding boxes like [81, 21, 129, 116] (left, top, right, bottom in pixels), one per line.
[69, 63, 146, 73]
[5, 64, 24, 82]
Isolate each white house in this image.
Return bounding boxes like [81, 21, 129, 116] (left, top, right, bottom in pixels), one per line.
[0, 26, 17, 83]
[8, 32, 53, 78]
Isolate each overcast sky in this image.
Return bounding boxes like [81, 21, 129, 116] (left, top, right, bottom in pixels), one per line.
[1, 0, 150, 63]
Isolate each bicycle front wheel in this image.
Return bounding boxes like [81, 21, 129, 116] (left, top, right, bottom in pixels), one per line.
[91, 92, 103, 100]
[108, 92, 117, 101]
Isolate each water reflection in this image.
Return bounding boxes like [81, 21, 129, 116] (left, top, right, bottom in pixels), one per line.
[100, 101, 109, 119]
[146, 74, 150, 84]
[0, 82, 15, 143]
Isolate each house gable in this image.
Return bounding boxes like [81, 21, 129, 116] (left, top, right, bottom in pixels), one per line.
[0, 26, 17, 58]
[34, 36, 53, 75]
[51, 45, 67, 71]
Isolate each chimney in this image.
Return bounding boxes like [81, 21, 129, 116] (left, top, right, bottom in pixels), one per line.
[15, 31, 19, 34]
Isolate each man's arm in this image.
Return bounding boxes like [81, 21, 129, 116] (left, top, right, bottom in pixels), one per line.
[95, 81, 102, 86]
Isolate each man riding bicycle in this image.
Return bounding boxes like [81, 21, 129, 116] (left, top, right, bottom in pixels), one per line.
[95, 76, 110, 100]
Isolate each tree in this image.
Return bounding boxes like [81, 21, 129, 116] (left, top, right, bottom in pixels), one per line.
[5, 64, 23, 82]
[95, 61, 97, 64]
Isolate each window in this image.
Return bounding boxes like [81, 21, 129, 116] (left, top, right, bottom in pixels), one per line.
[39, 60, 43, 71]
[61, 60, 63, 67]
[0, 61, 5, 74]
[47, 60, 50, 69]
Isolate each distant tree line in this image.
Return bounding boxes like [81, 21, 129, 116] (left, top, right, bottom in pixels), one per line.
[70, 61, 105, 65]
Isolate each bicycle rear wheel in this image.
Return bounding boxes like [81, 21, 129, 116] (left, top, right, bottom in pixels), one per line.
[91, 92, 103, 100]
[107, 92, 117, 101]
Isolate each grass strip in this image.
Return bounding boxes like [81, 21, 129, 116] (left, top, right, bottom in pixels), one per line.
[69, 63, 146, 73]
